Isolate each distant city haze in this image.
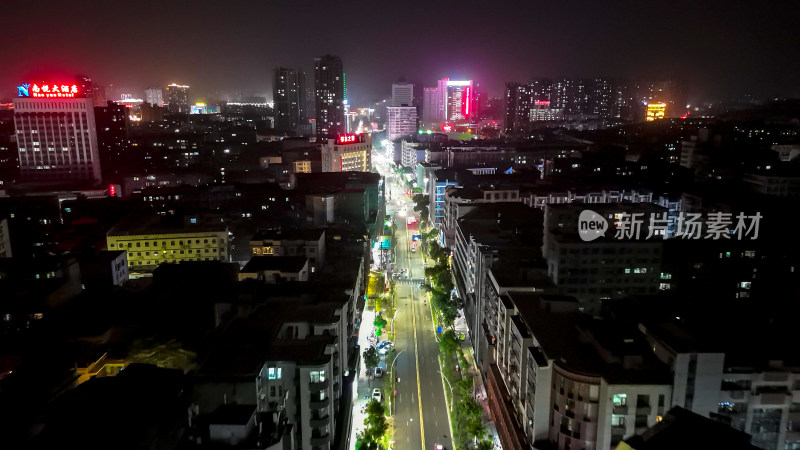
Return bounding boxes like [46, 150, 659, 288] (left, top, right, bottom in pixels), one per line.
[1, 0, 799, 104]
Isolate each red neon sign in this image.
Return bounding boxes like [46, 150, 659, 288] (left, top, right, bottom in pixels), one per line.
[108, 185, 116, 197]
[464, 87, 470, 116]
[443, 124, 452, 132]
[337, 134, 359, 144]
[535, 100, 550, 106]
[18, 83, 81, 98]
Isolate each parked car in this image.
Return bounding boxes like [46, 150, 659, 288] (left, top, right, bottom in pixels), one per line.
[372, 388, 382, 403]
[377, 340, 393, 350]
[374, 366, 383, 377]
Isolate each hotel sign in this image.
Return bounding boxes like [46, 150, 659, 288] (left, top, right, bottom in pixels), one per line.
[17, 83, 82, 98]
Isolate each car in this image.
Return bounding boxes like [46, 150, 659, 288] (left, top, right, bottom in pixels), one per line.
[374, 367, 383, 377]
[377, 340, 393, 350]
[379, 347, 392, 356]
[411, 247, 416, 253]
[372, 388, 382, 403]
[434, 444, 446, 450]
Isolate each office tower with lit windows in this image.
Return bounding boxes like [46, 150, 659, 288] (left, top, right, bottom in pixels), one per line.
[165, 83, 191, 114]
[314, 55, 345, 137]
[274, 67, 307, 132]
[145, 86, 164, 106]
[13, 80, 102, 182]
[320, 133, 372, 172]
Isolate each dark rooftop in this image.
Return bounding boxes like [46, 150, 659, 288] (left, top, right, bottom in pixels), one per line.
[511, 292, 671, 384]
[241, 256, 308, 273]
[207, 404, 255, 425]
[621, 406, 759, 450]
[107, 214, 227, 236]
[251, 228, 324, 242]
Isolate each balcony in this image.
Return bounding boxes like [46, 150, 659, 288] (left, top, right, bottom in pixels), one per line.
[565, 409, 575, 419]
[309, 397, 330, 408]
[612, 404, 628, 414]
[636, 405, 651, 415]
[310, 415, 331, 428]
[309, 379, 330, 391]
[611, 424, 626, 432]
[560, 425, 572, 437]
[309, 433, 332, 446]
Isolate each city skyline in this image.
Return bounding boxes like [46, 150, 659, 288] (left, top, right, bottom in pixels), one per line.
[1, 0, 799, 105]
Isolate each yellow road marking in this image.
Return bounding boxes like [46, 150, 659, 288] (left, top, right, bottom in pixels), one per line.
[406, 221, 426, 448]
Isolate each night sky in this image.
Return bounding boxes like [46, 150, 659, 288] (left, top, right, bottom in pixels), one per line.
[1, 0, 798, 105]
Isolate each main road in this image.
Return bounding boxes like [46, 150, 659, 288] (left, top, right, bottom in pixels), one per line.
[383, 166, 453, 450]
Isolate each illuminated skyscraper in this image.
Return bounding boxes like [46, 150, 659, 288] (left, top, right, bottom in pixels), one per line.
[145, 86, 164, 106]
[274, 67, 307, 132]
[386, 106, 418, 140]
[165, 83, 191, 114]
[314, 55, 345, 137]
[445, 79, 474, 121]
[13, 80, 102, 182]
[422, 78, 474, 122]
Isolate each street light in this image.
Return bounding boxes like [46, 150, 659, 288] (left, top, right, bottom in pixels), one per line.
[391, 307, 399, 337]
[390, 350, 405, 414]
[437, 370, 456, 411]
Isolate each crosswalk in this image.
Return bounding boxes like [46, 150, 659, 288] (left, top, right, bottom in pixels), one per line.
[396, 278, 425, 285]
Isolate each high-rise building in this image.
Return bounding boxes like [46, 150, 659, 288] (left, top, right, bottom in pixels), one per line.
[386, 106, 418, 140]
[320, 133, 372, 172]
[76, 75, 107, 107]
[422, 78, 475, 123]
[94, 101, 129, 181]
[445, 79, 474, 122]
[145, 86, 164, 106]
[504, 82, 532, 134]
[274, 67, 307, 132]
[423, 87, 439, 121]
[392, 82, 414, 106]
[165, 83, 191, 114]
[314, 55, 345, 137]
[13, 80, 102, 183]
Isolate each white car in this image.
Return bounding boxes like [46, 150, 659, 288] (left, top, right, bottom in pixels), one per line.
[372, 388, 382, 403]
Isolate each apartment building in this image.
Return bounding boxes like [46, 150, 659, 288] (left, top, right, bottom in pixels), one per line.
[106, 215, 229, 272]
[638, 320, 800, 450]
[481, 290, 672, 450]
[194, 291, 356, 450]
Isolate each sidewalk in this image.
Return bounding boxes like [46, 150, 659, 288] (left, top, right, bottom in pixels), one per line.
[460, 339, 500, 446]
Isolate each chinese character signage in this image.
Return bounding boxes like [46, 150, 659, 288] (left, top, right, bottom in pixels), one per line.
[337, 134, 360, 144]
[17, 83, 82, 98]
[578, 209, 762, 242]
